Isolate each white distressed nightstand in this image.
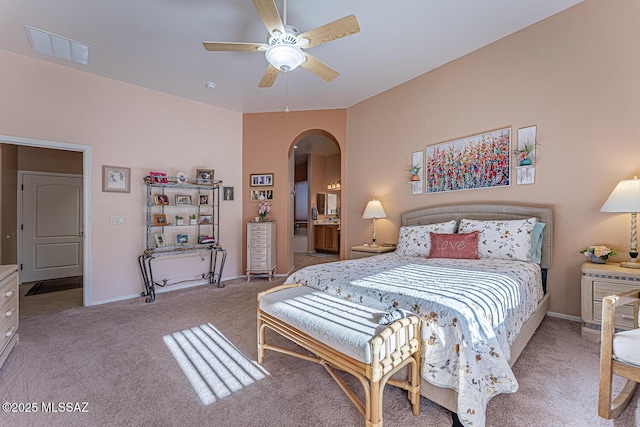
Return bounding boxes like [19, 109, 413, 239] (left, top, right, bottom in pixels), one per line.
[581, 262, 640, 342]
[350, 245, 396, 259]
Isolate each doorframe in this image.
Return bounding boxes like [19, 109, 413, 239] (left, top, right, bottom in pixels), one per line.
[1, 135, 91, 307]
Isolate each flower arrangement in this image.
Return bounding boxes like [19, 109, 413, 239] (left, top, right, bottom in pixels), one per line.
[258, 201, 271, 220]
[580, 245, 618, 263]
[512, 142, 538, 165]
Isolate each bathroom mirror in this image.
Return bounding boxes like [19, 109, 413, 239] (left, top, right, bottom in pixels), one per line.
[327, 193, 338, 215]
[316, 193, 326, 215]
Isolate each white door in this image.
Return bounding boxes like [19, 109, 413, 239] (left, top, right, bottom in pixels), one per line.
[20, 173, 83, 282]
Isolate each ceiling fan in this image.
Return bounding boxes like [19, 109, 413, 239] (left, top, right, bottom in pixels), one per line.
[202, 0, 360, 87]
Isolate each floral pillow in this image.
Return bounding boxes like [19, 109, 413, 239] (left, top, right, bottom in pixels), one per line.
[458, 217, 537, 261]
[396, 220, 457, 257]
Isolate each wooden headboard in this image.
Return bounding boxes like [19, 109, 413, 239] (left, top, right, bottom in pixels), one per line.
[401, 203, 553, 270]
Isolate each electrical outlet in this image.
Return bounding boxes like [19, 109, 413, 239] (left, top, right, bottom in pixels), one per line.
[109, 215, 125, 225]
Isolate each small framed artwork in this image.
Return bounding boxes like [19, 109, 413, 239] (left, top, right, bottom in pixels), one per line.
[199, 214, 213, 224]
[102, 165, 131, 193]
[196, 169, 215, 186]
[223, 186, 234, 201]
[250, 173, 274, 187]
[154, 233, 168, 247]
[149, 171, 168, 184]
[153, 214, 167, 226]
[251, 189, 273, 201]
[175, 194, 192, 205]
[199, 236, 215, 244]
[198, 194, 209, 205]
[153, 194, 170, 205]
[176, 234, 189, 245]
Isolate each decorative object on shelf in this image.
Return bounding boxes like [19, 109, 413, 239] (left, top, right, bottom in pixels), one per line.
[223, 186, 234, 201]
[153, 214, 167, 226]
[409, 150, 424, 195]
[199, 214, 213, 224]
[189, 214, 197, 225]
[199, 236, 215, 244]
[250, 173, 274, 187]
[154, 233, 168, 247]
[175, 194, 192, 205]
[102, 165, 131, 193]
[600, 176, 640, 269]
[581, 245, 617, 264]
[175, 215, 184, 226]
[176, 234, 189, 245]
[426, 127, 511, 193]
[175, 171, 188, 184]
[153, 194, 170, 205]
[259, 201, 271, 221]
[196, 169, 215, 186]
[515, 125, 537, 185]
[362, 199, 386, 247]
[149, 171, 168, 184]
[198, 194, 209, 205]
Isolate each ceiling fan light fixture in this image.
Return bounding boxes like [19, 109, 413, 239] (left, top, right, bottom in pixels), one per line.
[265, 44, 305, 72]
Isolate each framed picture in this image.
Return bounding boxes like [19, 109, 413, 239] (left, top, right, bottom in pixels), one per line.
[410, 151, 424, 195]
[199, 214, 213, 224]
[176, 234, 189, 245]
[251, 189, 273, 201]
[175, 194, 192, 205]
[425, 127, 511, 194]
[149, 171, 168, 183]
[154, 233, 168, 247]
[199, 236, 215, 244]
[223, 186, 234, 201]
[250, 173, 274, 187]
[153, 194, 170, 205]
[196, 169, 215, 186]
[198, 194, 209, 205]
[102, 165, 130, 193]
[153, 214, 167, 226]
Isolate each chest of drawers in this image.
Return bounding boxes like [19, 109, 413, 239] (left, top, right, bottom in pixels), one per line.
[0, 265, 19, 370]
[247, 222, 277, 281]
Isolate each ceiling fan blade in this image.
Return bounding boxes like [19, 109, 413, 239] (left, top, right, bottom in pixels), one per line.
[203, 42, 266, 52]
[297, 14, 360, 49]
[259, 64, 280, 87]
[252, 0, 285, 37]
[301, 54, 339, 82]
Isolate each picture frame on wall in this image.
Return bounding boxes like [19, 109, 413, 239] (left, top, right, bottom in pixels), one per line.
[102, 165, 131, 193]
[196, 169, 215, 186]
[223, 186, 234, 201]
[250, 173, 274, 187]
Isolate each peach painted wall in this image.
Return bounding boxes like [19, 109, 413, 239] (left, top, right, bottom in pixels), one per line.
[345, 0, 640, 317]
[0, 50, 243, 304]
[242, 110, 347, 274]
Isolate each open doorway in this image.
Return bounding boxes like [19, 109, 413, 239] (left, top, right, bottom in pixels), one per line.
[1, 137, 91, 317]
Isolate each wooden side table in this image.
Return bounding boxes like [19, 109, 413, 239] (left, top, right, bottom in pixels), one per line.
[350, 245, 396, 259]
[581, 262, 640, 342]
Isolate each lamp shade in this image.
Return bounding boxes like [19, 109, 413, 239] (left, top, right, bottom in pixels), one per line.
[362, 199, 386, 219]
[600, 177, 640, 213]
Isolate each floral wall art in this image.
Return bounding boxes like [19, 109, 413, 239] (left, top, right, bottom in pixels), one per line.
[515, 125, 537, 185]
[425, 127, 511, 193]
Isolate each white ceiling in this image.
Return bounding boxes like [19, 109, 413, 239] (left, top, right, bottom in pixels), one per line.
[0, 0, 583, 114]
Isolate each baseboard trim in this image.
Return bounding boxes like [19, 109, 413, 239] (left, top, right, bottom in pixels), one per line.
[546, 311, 581, 322]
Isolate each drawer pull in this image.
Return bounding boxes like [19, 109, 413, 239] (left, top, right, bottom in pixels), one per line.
[621, 314, 636, 320]
[4, 310, 12, 317]
[4, 290, 13, 298]
[5, 327, 15, 338]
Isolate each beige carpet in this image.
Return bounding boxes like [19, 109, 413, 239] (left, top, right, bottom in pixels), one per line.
[2, 276, 639, 426]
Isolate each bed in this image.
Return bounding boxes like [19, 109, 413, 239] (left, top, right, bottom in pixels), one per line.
[284, 204, 552, 427]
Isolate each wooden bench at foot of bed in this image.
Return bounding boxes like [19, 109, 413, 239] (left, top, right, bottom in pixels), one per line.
[257, 283, 421, 427]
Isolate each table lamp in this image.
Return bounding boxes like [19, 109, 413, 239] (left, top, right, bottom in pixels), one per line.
[600, 176, 640, 268]
[362, 199, 386, 247]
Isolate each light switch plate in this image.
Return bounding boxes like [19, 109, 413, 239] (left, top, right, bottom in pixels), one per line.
[109, 215, 125, 225]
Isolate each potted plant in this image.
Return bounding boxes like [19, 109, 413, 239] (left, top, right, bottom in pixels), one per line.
[408, 166, 421, 181]
[513, 142, 539, 166]
[175, 215, 184, 226]
[189, 214, 197, 225]
[580, 245, 617, 264]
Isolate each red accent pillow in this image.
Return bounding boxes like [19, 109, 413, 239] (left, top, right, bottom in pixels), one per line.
[427, 231, 480, 259]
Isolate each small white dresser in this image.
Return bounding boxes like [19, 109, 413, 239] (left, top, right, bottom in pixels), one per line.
[247, 222, 277, 281]
[0, 265, 19, 370]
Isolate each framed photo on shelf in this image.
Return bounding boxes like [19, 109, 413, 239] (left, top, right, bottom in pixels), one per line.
[223, 186, 234, 201]
[196, 169, 215, 186]
[154, 233, 168, 247]
[152, 214, 167, 226]
[153, 194, 170, 205]
[199, 236, 215, 244]
[198, 193, 209, 205]
[176, 234, 189, 245]
[199, 214, 213, 224]
[175, 194, 192, 205]
[102, 165, 130, 193]
[250, 173, 273, 187]
[149, 171, 168, 183]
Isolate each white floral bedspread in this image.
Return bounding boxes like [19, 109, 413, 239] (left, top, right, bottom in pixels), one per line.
[284, 254, 544, 427]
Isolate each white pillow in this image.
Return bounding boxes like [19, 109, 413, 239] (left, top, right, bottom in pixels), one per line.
[396, 220, 457, 257]
[458, 217, 537, 261]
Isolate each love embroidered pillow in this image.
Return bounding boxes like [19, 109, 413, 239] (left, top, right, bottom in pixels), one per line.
[427, 231, 480, 259]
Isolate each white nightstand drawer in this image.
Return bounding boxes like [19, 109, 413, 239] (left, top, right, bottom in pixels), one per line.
[593, 301, 636, 328]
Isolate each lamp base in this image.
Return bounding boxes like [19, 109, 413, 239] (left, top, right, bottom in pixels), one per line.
[620, 261, 640, 269]
[369, 243, 379, 248]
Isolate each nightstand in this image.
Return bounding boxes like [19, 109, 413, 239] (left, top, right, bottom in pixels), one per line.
[350, 245, 396, 259]
[581, 262, 640, 342]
